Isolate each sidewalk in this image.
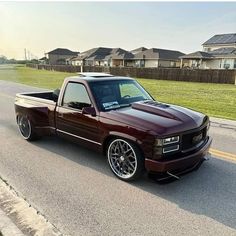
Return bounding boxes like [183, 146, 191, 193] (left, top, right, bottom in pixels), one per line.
[0, 209, 24, 236]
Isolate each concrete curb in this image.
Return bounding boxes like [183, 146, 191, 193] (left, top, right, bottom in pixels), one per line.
[0, 177, 62, 236]
[0, 209, 24, 236]
[210, 117, 236, 129]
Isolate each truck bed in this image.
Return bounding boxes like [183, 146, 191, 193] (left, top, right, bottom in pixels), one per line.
[15, 91, 57, 136]
[16, 91, 57, 104]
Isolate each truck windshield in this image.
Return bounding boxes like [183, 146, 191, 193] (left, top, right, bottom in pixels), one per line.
[89, 79, 153, 111]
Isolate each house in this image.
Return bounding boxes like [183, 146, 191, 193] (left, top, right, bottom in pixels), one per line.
[133, 48, 185, 68]
[103, 48, 134, 67]
[46, 48, 79, 65]
[180, 48, 236, 69]
[130, 47, 148, 54]
[180, 33, 236, 69]
[65, 56, 78, 65]
[208, 47, 236, 69]
[202, 33, 236, 52]
[71, 47, 113, 66]
[38, 57, 48, 65]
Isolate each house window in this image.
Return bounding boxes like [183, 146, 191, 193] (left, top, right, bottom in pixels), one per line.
[170, 61, 176, 67]
[140, 60, 145, 67]
[234, 59, 236, 69]
[223, 59, 230, 69]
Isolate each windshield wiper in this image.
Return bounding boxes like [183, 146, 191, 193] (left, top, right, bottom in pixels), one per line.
[106, 103, 131, 111]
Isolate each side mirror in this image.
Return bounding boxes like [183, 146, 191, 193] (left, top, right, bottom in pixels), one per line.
[82, 107, 96, 117]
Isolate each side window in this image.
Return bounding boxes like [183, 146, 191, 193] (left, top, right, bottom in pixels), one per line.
[63, 83, 91, 110]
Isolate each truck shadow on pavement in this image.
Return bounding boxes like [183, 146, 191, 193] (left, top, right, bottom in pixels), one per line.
[32, 135, 236, 231]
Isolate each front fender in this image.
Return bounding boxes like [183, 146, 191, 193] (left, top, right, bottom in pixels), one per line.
[108, 131, 142, 145]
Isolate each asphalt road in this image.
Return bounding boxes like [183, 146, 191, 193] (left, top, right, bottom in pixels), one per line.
[0, 80, 236, 236]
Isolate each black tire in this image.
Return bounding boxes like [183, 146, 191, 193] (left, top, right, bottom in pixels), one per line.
[17, 115, 38, 141]
[107, 138, 145, 181]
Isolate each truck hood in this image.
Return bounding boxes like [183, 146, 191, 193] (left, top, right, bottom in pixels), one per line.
[101, 101, 207, 136]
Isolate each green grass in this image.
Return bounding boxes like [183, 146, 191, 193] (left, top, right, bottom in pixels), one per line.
[0, 64, 71, 89]
[137, 78, 236, 120]
[0, 64, 236, 120]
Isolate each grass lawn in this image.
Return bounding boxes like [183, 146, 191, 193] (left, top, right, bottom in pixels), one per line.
[0, 64, 236, 120]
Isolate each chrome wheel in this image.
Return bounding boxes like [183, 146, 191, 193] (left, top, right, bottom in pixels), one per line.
[18, 116, 31, 139]
[107, 139, 138, 180]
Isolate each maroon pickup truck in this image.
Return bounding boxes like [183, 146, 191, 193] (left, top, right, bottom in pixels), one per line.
[15, 72, 212, 181]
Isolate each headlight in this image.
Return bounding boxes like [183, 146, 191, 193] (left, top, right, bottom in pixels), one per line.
[154, 136, 180, 155]
[155, 136, 179, 146]
[163, 136, 179, 145]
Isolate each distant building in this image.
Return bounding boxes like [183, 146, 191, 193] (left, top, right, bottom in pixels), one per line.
[202, 33, 236, 52]
[103, 48, 134, 67]
[46, 48, 79, 65]
[180, 33, 236, 69]
[130, 47, 148, 55]
[133, 48, 185, 68]
[39, 57, 48, 65]
[70, 47, 184, 68]
[71, 47, 113, 66]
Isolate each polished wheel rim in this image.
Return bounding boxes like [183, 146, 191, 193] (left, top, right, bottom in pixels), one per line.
[108, 139, 137, 179]
[18, 116, 31, 139]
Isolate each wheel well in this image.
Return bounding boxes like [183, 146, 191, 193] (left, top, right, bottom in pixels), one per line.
[103, 135, 116, 155]
[102, 135, 144, 157]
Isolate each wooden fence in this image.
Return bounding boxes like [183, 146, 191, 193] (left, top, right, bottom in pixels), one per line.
[26, 64, 236, 84]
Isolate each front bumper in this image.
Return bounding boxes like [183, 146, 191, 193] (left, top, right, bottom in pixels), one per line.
[145, 136, 212, 173]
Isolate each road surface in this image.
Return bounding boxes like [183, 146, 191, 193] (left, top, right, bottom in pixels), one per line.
[0, 80, 235, 236]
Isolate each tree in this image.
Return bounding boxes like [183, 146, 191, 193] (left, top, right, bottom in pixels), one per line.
[0, 55, 7, 64]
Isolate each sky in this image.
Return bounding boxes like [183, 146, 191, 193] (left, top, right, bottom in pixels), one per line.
[0, 2, 236, 59]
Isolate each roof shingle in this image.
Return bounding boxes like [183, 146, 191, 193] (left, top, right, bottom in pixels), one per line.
[179, 51, 213, 59]
[134, 48, 185, 60]
[47, 48, 78, 56]
[203, 33, 236, 45]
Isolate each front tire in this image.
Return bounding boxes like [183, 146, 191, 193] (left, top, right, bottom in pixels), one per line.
[17, 115, 38, 141]
[107, 138, 144, 181]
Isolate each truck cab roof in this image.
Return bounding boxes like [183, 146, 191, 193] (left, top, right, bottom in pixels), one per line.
[78, 72, 114, 78]
[66, 73, 133, 83]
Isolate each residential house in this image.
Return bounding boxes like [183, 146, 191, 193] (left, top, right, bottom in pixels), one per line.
[130, 47, 148, 55]
[103, 48, 134, 67]
[133, 48, 185, 68]
[66, 56, 78, 65]
[39, 57, 48, 65]
[203, 33, 236, 52]
[180, 33, 236, 69]
[46, 48, 79, 65]
[71, 47, 113, 66]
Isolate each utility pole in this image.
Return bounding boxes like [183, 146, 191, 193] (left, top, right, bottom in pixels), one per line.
[28, 50, 30, 61]
[24, 48, 27, 60]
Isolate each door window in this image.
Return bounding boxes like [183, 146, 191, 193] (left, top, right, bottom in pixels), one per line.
[63, 83, 91, 110]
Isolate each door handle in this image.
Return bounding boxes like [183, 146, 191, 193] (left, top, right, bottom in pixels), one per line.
[58, 113, 63, 118]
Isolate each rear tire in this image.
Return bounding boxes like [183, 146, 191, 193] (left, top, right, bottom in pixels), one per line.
[17, 115, 38, 141]
[107, 138, 145, 181]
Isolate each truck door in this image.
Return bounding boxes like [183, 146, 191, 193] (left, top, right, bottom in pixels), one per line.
[56, 82, 101, 147]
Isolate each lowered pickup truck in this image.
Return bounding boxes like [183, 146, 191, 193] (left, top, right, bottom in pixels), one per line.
[15, 72, 212, 181]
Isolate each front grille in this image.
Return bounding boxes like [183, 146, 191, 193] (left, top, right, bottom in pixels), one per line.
[182, 126, 207, 151]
